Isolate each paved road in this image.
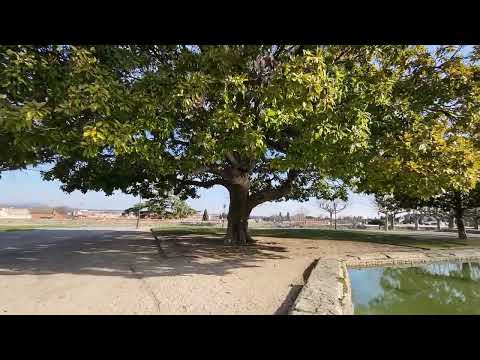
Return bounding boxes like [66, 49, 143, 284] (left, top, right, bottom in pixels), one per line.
[0, 228, 163, 314]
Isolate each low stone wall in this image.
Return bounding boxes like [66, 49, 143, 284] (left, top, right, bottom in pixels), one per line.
[289, 258, 353, 315]
[346, 249, 480, 268]
[290, 248, 480, 315]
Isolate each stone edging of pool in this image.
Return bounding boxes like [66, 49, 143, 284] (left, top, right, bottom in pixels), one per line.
[289, 248, 480, 315]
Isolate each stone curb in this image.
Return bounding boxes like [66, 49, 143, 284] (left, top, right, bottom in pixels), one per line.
[289, 258, 352, 315]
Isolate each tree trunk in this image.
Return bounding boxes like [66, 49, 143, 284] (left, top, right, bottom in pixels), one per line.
[474, 209, 479, 230]
[448, 212, 454, 230]
[390, 213, 395, 231]
[455, 208, 467, 240]
[384, 212, 388, 231]
[334, 212, 337, 230]
[330, 213, 333, 229]
[414, 215, 419, 231]
[224, 184, 252, 246]
[436, 218, 441, 231]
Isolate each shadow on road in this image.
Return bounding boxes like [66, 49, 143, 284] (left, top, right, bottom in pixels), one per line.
[0, 230, 289, 279]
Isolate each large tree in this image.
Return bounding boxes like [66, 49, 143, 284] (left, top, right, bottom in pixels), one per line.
[357, 46, 480, 197]
[2, 45, 479, 245]
[358, 46, 480, 237]
[0, 47, 60, 175]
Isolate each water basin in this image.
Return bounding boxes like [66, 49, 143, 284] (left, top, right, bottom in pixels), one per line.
[348, 261, 480, 315]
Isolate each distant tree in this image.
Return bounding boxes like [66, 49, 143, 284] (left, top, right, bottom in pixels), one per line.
[202, 209, 209, 221]
[368, 218, 384, 226]
[466, 208, 480, 230]
[351, 216, 364, 227]
[373, 194, 406, 231]
[124, 202, 148, 215]
[418, 207, 449, 231]
[422, 188, 480, 239]
[318, 198, 349, 230]
[124, 194, 195, 219]
[386, 185, 480, 239]
[294, 212, 306, 222]
[286, 212, 291, 221]
[170, 197, 196, 218]
[53, 206, 71, 215]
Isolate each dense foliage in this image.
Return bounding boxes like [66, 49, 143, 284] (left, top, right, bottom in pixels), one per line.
[1, 45, 479, 244]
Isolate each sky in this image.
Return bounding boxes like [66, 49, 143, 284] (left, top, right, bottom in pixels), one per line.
[0, 168, 379, 217]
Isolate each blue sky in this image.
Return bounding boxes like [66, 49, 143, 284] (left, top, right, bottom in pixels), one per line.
[0, 168, 378, 217]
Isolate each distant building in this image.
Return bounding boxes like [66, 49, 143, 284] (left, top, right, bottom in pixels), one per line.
[30, 208, 66, 220]
[0, 208, 32, 219]
[73, 209, 124, 219]
[187, 211, 221, 221]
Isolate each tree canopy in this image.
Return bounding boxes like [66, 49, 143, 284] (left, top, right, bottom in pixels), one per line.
[356, 45, 480, 198]
[1, 45, 479, 244]
[124, 194, 196, 219]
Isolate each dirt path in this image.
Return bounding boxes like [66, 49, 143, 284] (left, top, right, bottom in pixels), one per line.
[0, 228, 403, 314]
[128, 233, 405, 314]
[0, 229, 162, 314]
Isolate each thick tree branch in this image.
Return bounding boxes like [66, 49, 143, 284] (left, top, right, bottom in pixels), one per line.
[225, 152, 240, 167]
[191, 163, 228, 178]
[177, 177, 229, 189]
[265, 138, 288, 153]
[333, 47, 351, 64]
[248, 170, 299, 210]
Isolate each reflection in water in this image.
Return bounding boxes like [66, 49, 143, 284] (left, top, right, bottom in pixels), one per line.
[349, 262, 480, 315]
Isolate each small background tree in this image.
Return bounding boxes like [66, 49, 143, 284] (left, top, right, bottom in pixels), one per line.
[202, 209, 209, 221]
[466, 208, 480, 230]
[372, 194, 405, 231]
[318, 199, 349, 230]
[124, 194, 195, 220]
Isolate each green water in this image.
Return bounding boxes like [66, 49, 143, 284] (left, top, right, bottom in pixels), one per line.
[348, 261, 480, 315]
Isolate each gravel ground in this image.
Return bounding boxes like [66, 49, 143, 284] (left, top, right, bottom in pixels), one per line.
[0, 228, 404, 314]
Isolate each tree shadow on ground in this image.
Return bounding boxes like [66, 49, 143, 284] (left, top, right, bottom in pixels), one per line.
[248, 228, 479, 249]
[0, 229, 289, 279]
[152, 227, 478, 249]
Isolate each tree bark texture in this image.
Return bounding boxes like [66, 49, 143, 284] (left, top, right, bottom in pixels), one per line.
[224, 184, 252, 245]
[455, 208, 467, 240]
